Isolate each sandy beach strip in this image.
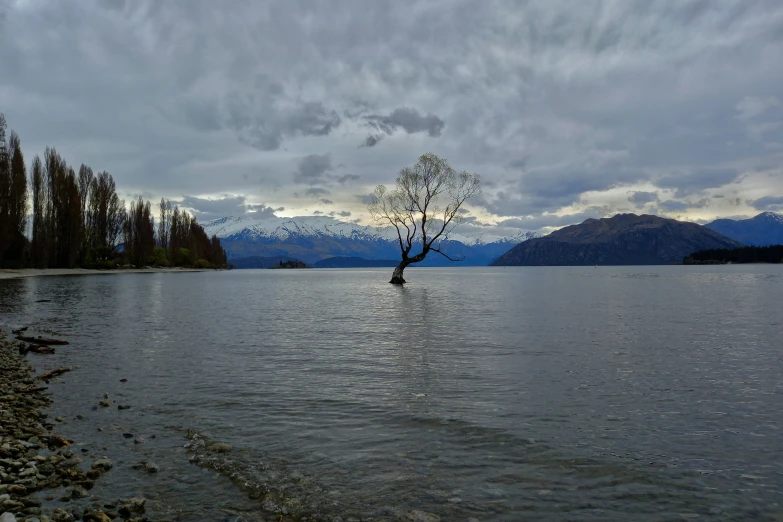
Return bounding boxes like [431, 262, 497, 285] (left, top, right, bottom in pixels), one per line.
[0, 268, 207, 280]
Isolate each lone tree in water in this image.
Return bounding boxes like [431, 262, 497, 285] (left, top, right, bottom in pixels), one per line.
[368, 153, 481, 284]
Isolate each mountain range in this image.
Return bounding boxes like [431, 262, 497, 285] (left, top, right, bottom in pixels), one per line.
[490, 214, 744, 266]
[204, 212, 783, 268]
[202, 216, 537, 266]
[705, 212, 783, 246]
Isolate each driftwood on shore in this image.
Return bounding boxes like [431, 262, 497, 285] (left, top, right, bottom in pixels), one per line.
[46, 435, 73, 449]
[36, 366, 76, 381]
[17, 334, 69, 345]
[19, 385, 49, 394]
[27, 344, 56, 354]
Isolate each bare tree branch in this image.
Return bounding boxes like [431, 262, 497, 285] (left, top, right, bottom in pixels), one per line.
[430, 245, 465, 262]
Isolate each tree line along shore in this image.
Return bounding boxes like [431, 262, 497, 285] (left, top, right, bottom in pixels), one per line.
[684, 244, 783, 265]
[0, 113, 227, 271]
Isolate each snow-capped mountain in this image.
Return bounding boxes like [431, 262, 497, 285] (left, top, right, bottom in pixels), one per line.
[705, 212, 783, 246]
[202, 215, 537, 265]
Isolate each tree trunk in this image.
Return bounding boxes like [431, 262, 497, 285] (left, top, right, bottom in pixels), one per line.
[389, 260, 409, 284]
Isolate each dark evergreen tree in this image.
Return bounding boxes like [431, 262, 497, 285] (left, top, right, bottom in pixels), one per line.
[87, 171, 124, 260]
[29, 155, 46, 267]
[123, 196, 155, 267]
[0, 114, 10, 263]
[77, 164, 94, 262]
[157, 197, 171, 249]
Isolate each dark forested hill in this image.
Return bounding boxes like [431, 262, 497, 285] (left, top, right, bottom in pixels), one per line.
[491, 214, 743, 266]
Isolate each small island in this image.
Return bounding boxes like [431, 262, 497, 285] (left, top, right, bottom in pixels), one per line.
[269, 260, 308, 269]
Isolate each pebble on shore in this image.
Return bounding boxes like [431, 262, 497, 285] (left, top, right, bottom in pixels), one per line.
[0, 329, 146, 522]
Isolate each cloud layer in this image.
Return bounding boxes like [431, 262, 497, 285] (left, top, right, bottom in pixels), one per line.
[1, 0, 782, 234]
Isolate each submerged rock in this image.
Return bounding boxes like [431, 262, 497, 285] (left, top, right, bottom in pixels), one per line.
[132, 461, 158, 473]
[50, 509, 75, 522]
[405, 510, 441, 522]
[118, 497, 146, 517]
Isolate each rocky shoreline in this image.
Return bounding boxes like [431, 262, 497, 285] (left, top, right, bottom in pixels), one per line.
[0, 320, 447, 522]
[0, 329, 146, 522]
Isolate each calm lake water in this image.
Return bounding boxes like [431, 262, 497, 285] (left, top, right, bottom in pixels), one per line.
[1, 266, 782, 521]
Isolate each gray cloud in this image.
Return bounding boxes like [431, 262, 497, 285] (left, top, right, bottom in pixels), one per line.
[180, 196, 286, 222]
[736, 96, 781, 121]
[656, 197, 711, 213]
[364, 107, 445, 140]
[751, 196, 783, 211]
[303, 187, 330, 198]
[360, 134, 384, 148]
[495, 207, 609, 232]
[294, 154, 333, 185]
[655, 168, 741, 198]
[247, 204, 283, 219]
[356, 194, 376, 205]
[181, 195, 248, 222]
[319, 198, 333, 205]
[480, 161, 649, 216]
[336, 174, 360, 184]
[657, 200, 689, 212]
[628, 191, 659, 208]
[184, 79, 342, 151]
[507, 157, 530, 170]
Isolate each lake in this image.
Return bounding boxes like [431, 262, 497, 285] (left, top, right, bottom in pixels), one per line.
[1, 266, 781, 521]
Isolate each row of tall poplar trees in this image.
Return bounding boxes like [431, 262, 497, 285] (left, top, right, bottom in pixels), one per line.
[0, 113, 227, 269]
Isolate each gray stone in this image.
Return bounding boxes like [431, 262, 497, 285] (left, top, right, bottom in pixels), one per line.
[117, 497, 145, 517]
[1, 501, 23, 512]
[69, 486, 89, 499]
[18, 466, 36, 477]
[91, 457, 112, 471]
[0, 512, 17, 522]
[7, 484, 26, 495]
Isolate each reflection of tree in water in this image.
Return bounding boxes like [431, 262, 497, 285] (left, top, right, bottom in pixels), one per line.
[385, 286, 445, 415]
[0, 277, 28, 318]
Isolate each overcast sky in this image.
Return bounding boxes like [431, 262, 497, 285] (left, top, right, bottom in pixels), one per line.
[1, 0, 782, 235]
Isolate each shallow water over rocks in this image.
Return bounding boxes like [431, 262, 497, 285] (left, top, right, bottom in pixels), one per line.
[1, 266, 782, 520]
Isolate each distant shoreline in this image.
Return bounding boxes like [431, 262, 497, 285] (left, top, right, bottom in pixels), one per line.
[0, 267, 207, 280]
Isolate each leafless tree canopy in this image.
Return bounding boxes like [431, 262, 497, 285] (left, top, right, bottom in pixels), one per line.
[368, 153, 481, 284]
